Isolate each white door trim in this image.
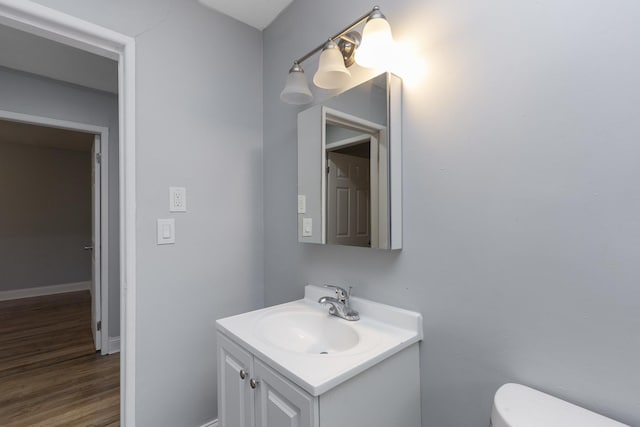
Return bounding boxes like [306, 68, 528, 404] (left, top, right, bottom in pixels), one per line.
[92, 134, 103, 352]
[0, 2, 137, 425]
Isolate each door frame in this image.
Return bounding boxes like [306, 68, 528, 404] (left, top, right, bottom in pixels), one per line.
[324, 107, 387, 248]
[91, 134, 104, 353]
[0, 1, 137, 425]
[0, 110, 111, 353]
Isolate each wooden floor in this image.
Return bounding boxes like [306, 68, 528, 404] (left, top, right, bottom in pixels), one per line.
[0, 291, 120, 426]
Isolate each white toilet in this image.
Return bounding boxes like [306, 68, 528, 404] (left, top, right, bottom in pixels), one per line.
[491, 383, 630, 427]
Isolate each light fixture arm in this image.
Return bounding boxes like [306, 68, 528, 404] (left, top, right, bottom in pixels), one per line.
[338, 33, 359, 45]
[292, 6, 382, 66]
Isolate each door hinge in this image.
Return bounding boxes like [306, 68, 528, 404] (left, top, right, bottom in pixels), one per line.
[326, 166, 330, 174]
[96, 153, 102, 164]
[97, 321, 102, 331]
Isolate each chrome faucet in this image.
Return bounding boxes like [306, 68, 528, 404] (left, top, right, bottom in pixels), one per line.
[318, 285, 360, 321]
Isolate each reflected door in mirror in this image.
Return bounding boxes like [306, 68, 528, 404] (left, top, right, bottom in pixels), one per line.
[327, 150, 370, 247]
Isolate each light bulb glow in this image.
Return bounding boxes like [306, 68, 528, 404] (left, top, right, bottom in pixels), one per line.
[355, 17, 394, 69]
[389, 38, 429, 88]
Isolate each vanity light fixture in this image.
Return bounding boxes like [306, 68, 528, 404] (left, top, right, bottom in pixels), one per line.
[280, 5, 394, 105]
[313, 39, 351, 89]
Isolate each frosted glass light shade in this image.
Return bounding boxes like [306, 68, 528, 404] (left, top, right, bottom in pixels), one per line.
[313, 44, 351, 89]
[355, 17, 394, 69]
[280, 68, 313, 105]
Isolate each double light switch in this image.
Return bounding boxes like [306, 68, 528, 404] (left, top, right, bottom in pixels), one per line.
[298, 195, 312, 237]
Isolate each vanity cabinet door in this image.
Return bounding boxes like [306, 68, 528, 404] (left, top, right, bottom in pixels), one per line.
[218, 333, 254, 427]
[254, 358, 319, 427]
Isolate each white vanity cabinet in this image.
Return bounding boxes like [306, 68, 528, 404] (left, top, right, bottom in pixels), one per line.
[217, 285, 423, 427]
[218, 332, 318, 427]
[217, 331, 422, 427]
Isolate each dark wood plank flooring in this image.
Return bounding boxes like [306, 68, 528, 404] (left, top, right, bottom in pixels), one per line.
[0, 291, 120, 426]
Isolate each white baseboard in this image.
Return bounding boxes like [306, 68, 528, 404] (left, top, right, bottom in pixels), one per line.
[0, 281, 91, 301]
[109, 336, 121, 354]
[200, 420, 218, 427]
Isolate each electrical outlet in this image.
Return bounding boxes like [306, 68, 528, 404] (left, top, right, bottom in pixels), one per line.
[169, 187, 187, 212]
[297, 195, 306, 214]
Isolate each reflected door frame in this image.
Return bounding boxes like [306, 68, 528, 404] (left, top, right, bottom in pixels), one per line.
[324, 107, 388, 248]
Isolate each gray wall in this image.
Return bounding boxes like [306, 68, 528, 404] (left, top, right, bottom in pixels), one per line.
[0, 66, 120, 337]
[0, 140, 91, 290]
[264, 0, 640, 426]
[29, 1, 264, 426]
[0, 24, 118, 93]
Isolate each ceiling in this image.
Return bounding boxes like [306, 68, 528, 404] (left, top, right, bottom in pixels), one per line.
[0, 24, 118, 94]
[0, 119, 94, 152]
[198, 0, 293, 30]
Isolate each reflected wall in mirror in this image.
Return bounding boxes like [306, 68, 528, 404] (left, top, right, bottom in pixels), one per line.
[297, 72, 402, 249]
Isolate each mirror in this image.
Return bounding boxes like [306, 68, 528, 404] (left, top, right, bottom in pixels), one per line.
[297, 72, 402, 249]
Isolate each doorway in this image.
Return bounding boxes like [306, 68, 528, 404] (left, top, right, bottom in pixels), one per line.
[0, 118, 120, 425]
[326, 139, 372, 247]
[0, 114, 111, 353]
[324, 112, 388, 248]
[0, 2, 136, 424]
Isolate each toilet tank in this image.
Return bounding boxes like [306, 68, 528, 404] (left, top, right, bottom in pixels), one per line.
[491, 383, 629, 427]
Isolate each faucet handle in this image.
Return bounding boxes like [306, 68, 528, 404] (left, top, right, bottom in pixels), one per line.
[323, 284, 351, 302]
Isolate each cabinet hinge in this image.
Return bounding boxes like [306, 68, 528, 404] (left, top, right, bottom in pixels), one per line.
[97, 321, 102, 331]
[96, 153, 102, 164]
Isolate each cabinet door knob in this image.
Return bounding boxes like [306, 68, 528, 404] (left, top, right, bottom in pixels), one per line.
[249, 378, 259, 389]
[239, 369, 248, 380]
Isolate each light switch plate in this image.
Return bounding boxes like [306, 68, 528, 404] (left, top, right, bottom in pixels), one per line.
[297, 195, 306, 214]
[302, 217, 312, 237]
[169, 187, 187, 212]
[157, 218, 175, 244]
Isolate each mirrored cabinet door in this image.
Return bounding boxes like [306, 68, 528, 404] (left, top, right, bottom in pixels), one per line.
[297, 72, 402, 250]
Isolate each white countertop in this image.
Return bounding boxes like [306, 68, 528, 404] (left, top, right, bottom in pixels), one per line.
[216, 284, 423, 396]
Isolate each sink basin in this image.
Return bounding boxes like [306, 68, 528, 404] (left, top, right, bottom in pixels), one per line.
[255, 310, 359, 354]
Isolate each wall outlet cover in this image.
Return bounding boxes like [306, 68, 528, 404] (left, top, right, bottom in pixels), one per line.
[169, 187, 187, 212]
[297, 195, 306, 214]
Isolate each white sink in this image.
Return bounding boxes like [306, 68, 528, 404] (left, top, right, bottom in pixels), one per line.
[255, 309, 360, 354]
[216, 284, 423, 396]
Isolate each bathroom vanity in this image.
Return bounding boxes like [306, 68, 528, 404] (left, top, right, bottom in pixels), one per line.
[216, 285, 423, 427]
